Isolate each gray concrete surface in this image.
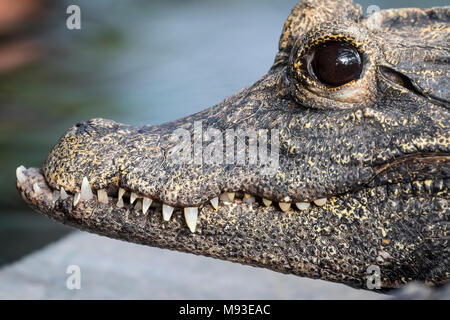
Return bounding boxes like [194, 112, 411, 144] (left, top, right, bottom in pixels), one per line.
[0, 231, 386, 299]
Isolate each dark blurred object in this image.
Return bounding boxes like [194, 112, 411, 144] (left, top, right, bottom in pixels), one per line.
[0, 0, 48, 73]
[0, 0, 45, 34]
[0, 39, 40, 73]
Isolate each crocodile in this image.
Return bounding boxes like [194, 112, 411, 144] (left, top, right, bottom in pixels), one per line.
[16, 0, 449, 291]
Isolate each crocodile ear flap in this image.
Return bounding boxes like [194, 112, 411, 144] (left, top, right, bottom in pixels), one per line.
[364, 7, 450, 103]
[278, 0, 362, 53]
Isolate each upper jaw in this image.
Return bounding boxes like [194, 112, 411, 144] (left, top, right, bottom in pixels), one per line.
[39, 118, 450, 214]
[39, 104, 450, 225]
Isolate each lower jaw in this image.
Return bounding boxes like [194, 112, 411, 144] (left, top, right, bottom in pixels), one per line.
[16, 166, 449, 289]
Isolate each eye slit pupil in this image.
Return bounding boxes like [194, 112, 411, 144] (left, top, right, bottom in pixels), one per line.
[311, 41, 363, 87]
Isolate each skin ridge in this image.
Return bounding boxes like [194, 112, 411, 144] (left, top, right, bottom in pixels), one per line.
[16, 0, 449, 291]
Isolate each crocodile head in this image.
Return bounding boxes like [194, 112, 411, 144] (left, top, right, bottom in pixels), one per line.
[17, 0, 449, 290]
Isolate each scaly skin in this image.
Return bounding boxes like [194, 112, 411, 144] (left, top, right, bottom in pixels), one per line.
[17, 0, 449, 290]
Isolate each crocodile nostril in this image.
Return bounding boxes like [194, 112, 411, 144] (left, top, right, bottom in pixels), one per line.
[73, 121, 93, 135]
[379, 66, 417, 93]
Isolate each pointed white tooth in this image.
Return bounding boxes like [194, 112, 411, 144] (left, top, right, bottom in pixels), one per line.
[243, 193, 255, 204]
[16, 166, 27, 183]
[134, 200, 142, 213]
[210, 197, 219, 210]
[184, 207, 198, 233]
[226, 192, 235, 202]
[117, 188, 125, 207]
[80, 177, 93, 201]
[33, 183, 41, 194]
[60, 188, 68, 200]
[279, 202, 291, 212]
[118, 188, 125, 200]
[53, 190, 60, 202]
[220, 193, 230, 203]
[262, 198, 272, 207]
[97, 189, 109, 204]
[162, 204, 174, 221]
[130, 192, 138, 204]
[73, 193, 81, 206]
[295, 202, 310, 211]
[313, 198, 327, 207]
[142, 197, 152, 215]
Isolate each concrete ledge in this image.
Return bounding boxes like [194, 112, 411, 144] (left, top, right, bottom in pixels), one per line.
[0, 231, 385, 299]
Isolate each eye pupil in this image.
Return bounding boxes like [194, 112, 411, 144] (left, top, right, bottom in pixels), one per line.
[312, 42, 362, 87]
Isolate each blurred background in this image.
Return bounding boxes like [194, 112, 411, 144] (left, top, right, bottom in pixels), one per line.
[0, 0, 447, 298]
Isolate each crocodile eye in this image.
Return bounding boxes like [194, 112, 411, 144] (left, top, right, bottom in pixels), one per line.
[310, 41, 362, 87]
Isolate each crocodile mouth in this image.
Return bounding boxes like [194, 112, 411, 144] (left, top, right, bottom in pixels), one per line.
[16, 154, 449, 234]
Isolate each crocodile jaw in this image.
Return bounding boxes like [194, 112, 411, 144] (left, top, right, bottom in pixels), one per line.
[16, 163, 449, 290]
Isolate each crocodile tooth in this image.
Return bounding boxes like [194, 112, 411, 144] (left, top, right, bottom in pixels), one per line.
[162, 204, 174, 221]
[53, 190, 60, 202]
[220, 193, 230, 203]
[262, 198, 272, 207]
[243, 193, 255, 204]
[33, 183, 41, 194]
[80, 177, 93, 201]
[279, 202, 291, 212]
[424, 179, 432, 192]
[134, 200, 142, 213]
[142, 197, 152, 215]
[118, 187, 125, 199]
[60, 188, 68, 200]
[73, 193, 81, 206]
[226, 192, 235, 202]
[295, 202, 310, 211]
[117, 188, 126, 208]
[184, 207, 198, 233]
[97, 189, 109, 204]
[313, 198, 327, 207]
[130, 192, 138, 204]
[210, 197, 219, 210]
[16, 166, 27, 183]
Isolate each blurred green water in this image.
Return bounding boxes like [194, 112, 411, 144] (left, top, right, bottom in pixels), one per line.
[0, 0, 447, 265]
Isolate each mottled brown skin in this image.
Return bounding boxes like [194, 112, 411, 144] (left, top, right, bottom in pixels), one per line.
[17, 0, 449, 290]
